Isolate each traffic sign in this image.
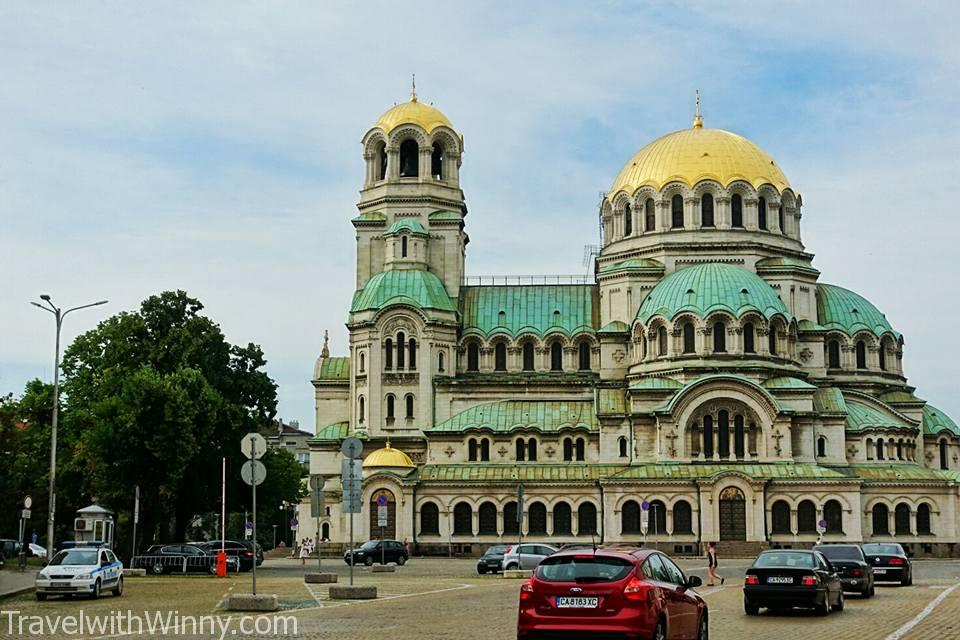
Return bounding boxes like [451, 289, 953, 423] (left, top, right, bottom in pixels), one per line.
[241, 459, 267, 486]
[23, 496, 32, 509]
[817, 519, 827, 534]
[246, 521, 253, 530]
[640, 510, 649, 533]
[341, 459, 363, 514]
[241, 432, 268, 460]
[377, 494, 388, 507]
[290, 517, 299, 528]
[641, 500, 650, 511]
[21, 509, 31, 520]
[310, 476, 325, 518]
[377, 505, 388, 528]
[341, 437, 364, 460]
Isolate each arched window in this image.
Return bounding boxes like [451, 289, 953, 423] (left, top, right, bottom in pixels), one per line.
[896, 439, 903, 460]
[405, 394, 414, 419]
[895, 503, 911, 536]
[358, 396, 365, 423]
[431, 142, 443, 179]
[550, 342, 563, 371]
[703, 415, 714, 458]
[618, 436, 628, 458]
[480, 439, 490, 461]
[817, 436, 826, 458]
[504, 502, 519, 535]
[578, 503, 598, 535]
[399, 139, 419, 177]
[522, 342, 535, 371]
[468, 438, 478, 461]
[563, 438, 573, 462]
[622, 500, 641, 534]
[682, 322, 695, 354]
[321, 522, 330, 540]
[494, 342, 507, 371]
[385, 338, 393, 370]
[467, 342, 479, 372]
[649, 500, 667, 535]
[401, 235, 408, 258]
[438, 351, 445, 372]
[734, 414, 745, 458]
[701, 193, 715, 227]
[872, 503, 890, 535]
[386, 395, 395, 420]
[778, 204, 785, 233]
[866, 437, 874, 460]
[397, 331, 405, 369]
[671, 194, 684, 228]
[657, 326, 668, 357]
[758, 197, 768, 230]
[771, 500, 791, 534]
[453, 502, 473, 536]
[940, 440, 949, 470]
[375, 140, 387, 181]
[768, 326, 778, 355]
[824, 499, 843, 533]
[624, 203, 632, 236]
[575, 438, 585, 461]
[516, 439, 526, 461]
[528, 503, 547, 535]
[673, 500, 693, 534]
[478, 502, 497, 535]
[743, 322, 755, 353]
[856, 340, 867, 369]
[553, 502, 572, 535]
[528, 438, 538, 461]
[917, 503, 932, 535]
[713, 321, 726, 352]
[731, 194, 744, 227]
[420, 502, 440, 535]
[797, 500, 817, 533]
[828, 340, 841, 368]
[877, 438, 885, 460]
[645, 198, 656, 231]
[879, 346, 887, 371]
[578, 341, 591, 370]
[408, 338, 417, 371]
[718, 410, 730, 458]
[359, 352, 365, 373]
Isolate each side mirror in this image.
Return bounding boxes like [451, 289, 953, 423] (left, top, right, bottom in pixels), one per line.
[686, 575, 702, 588]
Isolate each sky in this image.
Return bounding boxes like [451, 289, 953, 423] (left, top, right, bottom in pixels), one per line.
[2, 1, 959, 429]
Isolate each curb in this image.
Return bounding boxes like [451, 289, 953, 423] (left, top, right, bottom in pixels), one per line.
[0, 585, 35, 600]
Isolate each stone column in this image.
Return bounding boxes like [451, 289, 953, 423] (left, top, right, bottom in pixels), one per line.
[745, 198, 758, 230]
[386, 146, 400, 180]
[418, 148, 432, 180]
[769, 201, 782, 234]
[716, 196, 731, 229]
[363, 152, 374, 187]
[685, 197, 698, 229]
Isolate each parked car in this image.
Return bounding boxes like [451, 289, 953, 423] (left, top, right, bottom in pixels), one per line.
[28, 543, 48, 559]
[0, 539, 21, 558]
[139, 543, 238, 575]
[503, 543, 557, 570]
[813, 544, 874, 597]
[35, 545, 123, 600]
[517, 546, 707, 640]
[343, 539, 408, 566]
[197, 540, 262, 571]
[861, 542, 913, 585]
[743, 549, 844, 616]
[476, 544, 509, 574]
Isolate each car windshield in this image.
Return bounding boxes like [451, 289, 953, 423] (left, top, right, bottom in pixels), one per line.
[49, 549, 98, 566]
[361, 541, 380, 550]
[862, 544, 903, 555]
[815, 546, 863, 561]
[754, 552, 816, 568]
[484, 545, 508, 555]
[536, 555, 633, 583]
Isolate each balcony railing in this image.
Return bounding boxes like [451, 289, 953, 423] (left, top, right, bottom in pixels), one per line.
[462, 274, 593, 286]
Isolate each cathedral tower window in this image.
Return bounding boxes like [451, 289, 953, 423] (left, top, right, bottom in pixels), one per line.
[828, 340, 841, 368]
[682, 322, 695, 354]
[743, 322, 755, 353]
[408, 338, 417, 370]
[717, 410, 730, 458]
[657, 326, 668, 357]
[879, 345, 887, 371]
[399, 139, 419, 177]
[386, 394, 395, 420]
[578, 341, 591, 370]
[701, 193, 715, 227]
[401, 236, 408, 258]
[480, 439, 490, 461]
[817, 436, 826, 458]
[527, 438, 538, 461]
[671, 194, 684, 228]
[734, 415, 745, 458]
[375, 141, 387, 180]
[712, 321, 726, 352]
[876, 438, 885, 460]
[778, 204, 785, 233]
[359, 352, 365, 373]
[431, 142, 443, 179]
[624, 203, 632, 236]
[467, 343, 479, 371]
[702, 415, 714, 458]
[397, 332, 406, 369]
[940, 439, 949, 470]
[494, 343, 507, 371]
[645, 198, 655, 231]
[856, 340, 867, 369]
[824, 500, 843, 533]
[405, 394, 415, 419]
[575, 437, 585, 461]
[438, 351, 445, 372]
[516, 439, 526, 461]
[768, 326, 778, 356]
[522, 342, 535, 371]
[758, 197, 768, 230]
[732, 194, 744, 227]
[618, 436, 628, 458]
[385, 338, 394, 370]
[550, 342, 563, 371]
[563, 438, 573, 461]
[468, 438, 478, 461]
[358, 396, 365, 424]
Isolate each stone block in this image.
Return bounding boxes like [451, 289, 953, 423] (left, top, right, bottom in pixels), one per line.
[329, 585, 377, 600]
[124, 569, 147, 577]
[304, 572, 338, 583]
[223, 593, 279, 612]
[371, 565, 395, 573]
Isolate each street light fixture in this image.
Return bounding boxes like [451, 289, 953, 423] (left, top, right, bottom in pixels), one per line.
[31, 294, 108, 551]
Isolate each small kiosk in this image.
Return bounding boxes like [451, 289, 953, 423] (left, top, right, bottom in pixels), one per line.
[73, 504, 115, 547]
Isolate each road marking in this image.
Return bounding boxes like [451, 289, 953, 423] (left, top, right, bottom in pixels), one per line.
[884, 580, 960, 640]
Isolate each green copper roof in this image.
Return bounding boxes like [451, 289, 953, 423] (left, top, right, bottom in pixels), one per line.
[417, 464, 626, 482]
[316, 357, 350, 381]
[384, 219, 428, 236]
[879, 391, 925, 405]
[460, 285, 599, 338]
[428, 210, 463, 221]
[844, 398, 912, 433]
[596, 389, 626, 415]
[352, 269, 455, 315]
[755, 256, 820, 276]
[923, 404, 960, 437]
[762, 376, 816, 390]
[797, 319, 827, 332]
[352, 211, 386, 224]
[655, 374, 783, 414]
[636, 263, 792, 324]
[817, 284, 899, 338]
[309, 421, 349, 442]
[609, 463, 848, 481]
[629, 377, 684, 391]
[813, 387, 846, 414]
[598, 321, 630, 334]
[426, 400, 598, 434]
[598, 258, 665, 276]
[832, 464, 952, 482]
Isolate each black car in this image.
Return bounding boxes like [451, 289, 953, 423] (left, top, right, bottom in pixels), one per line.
[344, 540, 408, 566]
[862, 543, 913, 585]
[0, 539, 21, 558]
[476, 544, 509, 574]
[139, 543, 238, 575]
[197, 540, 263, 571]
[814, 544, 875, 597]
[744, 549, 844, 616]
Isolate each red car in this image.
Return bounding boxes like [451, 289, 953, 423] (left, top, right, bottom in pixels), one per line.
[517, 546, 708, 640]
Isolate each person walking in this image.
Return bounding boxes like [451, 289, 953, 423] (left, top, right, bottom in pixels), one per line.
[299, 538, 310, 565]
[706, 542, 724, 586]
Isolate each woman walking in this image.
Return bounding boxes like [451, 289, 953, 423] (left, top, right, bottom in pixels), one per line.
[299, 539, 310, 565]
[706, 542, 724, 586]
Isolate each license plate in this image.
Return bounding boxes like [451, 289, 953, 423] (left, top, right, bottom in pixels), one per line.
[767, 576, 793, 584]
[874, 569, 886, 574]
[51, 582, 70, 587]
[556, 597, 599, 608]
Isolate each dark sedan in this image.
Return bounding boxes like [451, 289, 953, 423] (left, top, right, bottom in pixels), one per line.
[344, 539, 408, 566]
[197, 540, 263, 572]
[813, 544, 874, 597]
[139, 544, 238, 575]
[744, 549, 844, 616]
[476, 544, 508, 574]
[862, 543, 913, 585]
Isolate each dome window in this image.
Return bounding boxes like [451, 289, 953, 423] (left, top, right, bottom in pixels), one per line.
[758, 197, 768, 230]
[624, 202, 632, 236]
[494, 343, 507, 371]
[399, 139, 419, 177]
[657, 326, 668, 356]
[778, 204, 785, 233]
[743, 322, 755, 353]
[578, 341, 591, 370]
[701, 193, 715, 227]
[375, 140, 387, 180]
[856, 340, 867, 369]
[828, 340, 841, 368]
[713, 321, 726, 352]
[740, 288, 749, 295]
[522, 342, 535, 371]
[497, 310, 506, 326]
[732, 194, 744, 228]
[467, 342, 479, 372]
[671, 194, 684, 228]
[401, 236, 408, 258]
[682, 322, 696, 354]
[645, 199, 656, 232]
[431, 142, 443, 179]
[550, 342, 563, 371]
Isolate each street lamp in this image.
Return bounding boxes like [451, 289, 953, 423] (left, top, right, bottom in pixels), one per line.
[31, 294, 108, 551]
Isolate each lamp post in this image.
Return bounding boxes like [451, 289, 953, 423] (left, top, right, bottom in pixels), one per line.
[31, 294, 108, 551]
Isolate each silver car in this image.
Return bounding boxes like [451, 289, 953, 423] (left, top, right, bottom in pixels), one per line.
[502, 543, 557, 570]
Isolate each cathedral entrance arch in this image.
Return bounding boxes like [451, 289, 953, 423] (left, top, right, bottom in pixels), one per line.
[718, 486, 746, 541]
[369, 489, 397, 540]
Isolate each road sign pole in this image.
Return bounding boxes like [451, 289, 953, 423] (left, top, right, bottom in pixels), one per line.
[349, 458, 355, 586]
[250, 436, 257, 596]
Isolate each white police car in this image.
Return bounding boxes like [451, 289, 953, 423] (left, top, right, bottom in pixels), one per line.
[35, 546, 123, 600]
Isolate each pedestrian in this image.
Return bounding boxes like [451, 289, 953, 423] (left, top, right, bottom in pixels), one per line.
[706, 542, 723, 586]
[403, 538, 411, 557]
[299, 539, 309, 565]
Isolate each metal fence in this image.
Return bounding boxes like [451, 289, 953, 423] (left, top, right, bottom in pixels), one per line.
[131, 554, 240, 575]
[462, 275, 593, 286]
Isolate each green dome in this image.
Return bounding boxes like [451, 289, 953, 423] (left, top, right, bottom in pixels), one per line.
[923, 404, 959, 437]
[817, 284, 898, 337]
[351, 269, 455, 314]
[384, 219, 428, 236]
[636, 263, 792, 324]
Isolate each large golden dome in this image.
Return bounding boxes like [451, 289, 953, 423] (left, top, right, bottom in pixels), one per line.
[608, 122, 789, 199]
[373, 95, 453, 135]
[362, 442, 416, 469]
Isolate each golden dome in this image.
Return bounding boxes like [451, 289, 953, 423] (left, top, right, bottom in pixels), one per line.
[362, 442, 416, 469]
[608, 124, 790, 200]
[373, 95, 454, 135]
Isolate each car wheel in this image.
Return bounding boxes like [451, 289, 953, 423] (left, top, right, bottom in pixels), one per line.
[817, 594, 830, 616]
[36, 593, 47, 601]
[861, 584, 871, 598]
[151, 563, 165, 575]
[209, 563, 218, 575]
[113, 577, 123, 597]
[832, 590, 844, 612]
[696, 612, 709, 640]
[652, 618, 666, 640]
[397, 555, 406, 566]
[364, 556, 374, 567]
[477, 566, 486, 575]
[91, 579, 101, 600]
[744, 601, 759, 616]
[505, 563, 518, 571]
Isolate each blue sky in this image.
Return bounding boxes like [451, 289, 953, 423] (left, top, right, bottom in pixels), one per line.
[2, 1, 958, 428]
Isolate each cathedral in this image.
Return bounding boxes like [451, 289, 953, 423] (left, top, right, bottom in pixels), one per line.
[302, 88, 960, 557]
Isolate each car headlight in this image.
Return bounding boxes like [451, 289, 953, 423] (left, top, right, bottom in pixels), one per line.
[75, 573, 92, 580]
